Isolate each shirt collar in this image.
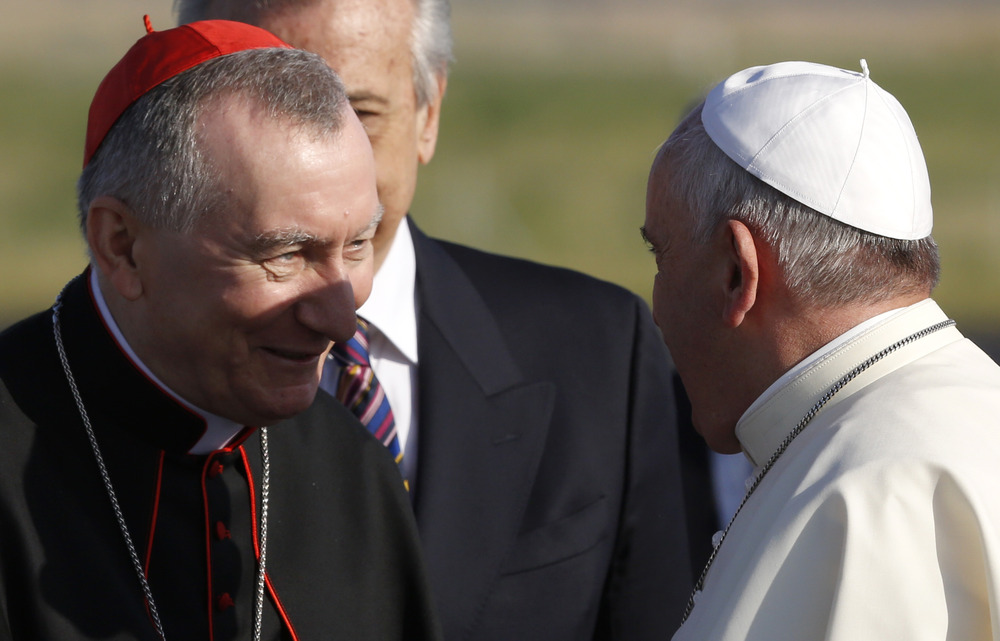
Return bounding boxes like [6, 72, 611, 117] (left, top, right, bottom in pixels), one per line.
[89, 269, 244, 454]
[357, 216, 419, 364]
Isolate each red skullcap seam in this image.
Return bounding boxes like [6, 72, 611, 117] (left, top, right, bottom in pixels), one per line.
[83, 17, 291, 167]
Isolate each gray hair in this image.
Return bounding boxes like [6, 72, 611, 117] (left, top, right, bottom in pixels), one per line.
[174, 0, 453, 107]
[77, 47, 348, 233]
[653, 104, 940, 307]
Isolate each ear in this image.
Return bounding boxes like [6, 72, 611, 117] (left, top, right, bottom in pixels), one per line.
[722, 219, 759, 328]
[86, 196, 144, 301]
[416, 74, 447, 165]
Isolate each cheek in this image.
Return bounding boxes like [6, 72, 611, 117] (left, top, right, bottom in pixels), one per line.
[651, 272, 672, 330]
[370, 133, 408, 184]
[369, 129, 419, 211]
[370, 150, 403, 212]
[651, 272, 696, 357]
[213, 279, 293, 337]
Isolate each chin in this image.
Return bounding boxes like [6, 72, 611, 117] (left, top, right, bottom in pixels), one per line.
[244, 386, 321, 427]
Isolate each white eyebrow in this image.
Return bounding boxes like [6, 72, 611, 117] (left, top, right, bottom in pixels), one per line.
[368, 204, 385, 230]
[252, 228, 320, 253]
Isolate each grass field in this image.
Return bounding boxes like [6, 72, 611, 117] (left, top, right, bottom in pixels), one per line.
[2, 1, 999, 332]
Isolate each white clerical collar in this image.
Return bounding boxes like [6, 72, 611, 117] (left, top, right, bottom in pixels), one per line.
[357, 217, 419, 364]
[89, 269, 244, 454]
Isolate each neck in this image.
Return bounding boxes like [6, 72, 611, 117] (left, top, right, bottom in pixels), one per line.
[769, 292, 931, 375]
[703, 292, 932, 452]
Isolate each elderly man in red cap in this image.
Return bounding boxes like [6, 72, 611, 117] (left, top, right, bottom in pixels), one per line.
[0, 18, 440, 641]
[644, 60, 1000, 640]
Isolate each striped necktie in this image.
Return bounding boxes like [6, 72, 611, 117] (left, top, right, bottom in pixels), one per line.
[329, 319, 402, 468]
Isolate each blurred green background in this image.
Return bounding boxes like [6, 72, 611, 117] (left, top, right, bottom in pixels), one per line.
[2, 1, 999, 336]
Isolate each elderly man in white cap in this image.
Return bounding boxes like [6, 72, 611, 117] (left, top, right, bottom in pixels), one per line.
[643, 60, 1000, 640]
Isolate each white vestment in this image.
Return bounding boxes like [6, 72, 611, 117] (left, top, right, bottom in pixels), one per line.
[673, 299, 1000, 641]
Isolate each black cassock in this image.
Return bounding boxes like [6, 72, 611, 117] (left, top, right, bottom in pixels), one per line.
[0, 272, 440, 641]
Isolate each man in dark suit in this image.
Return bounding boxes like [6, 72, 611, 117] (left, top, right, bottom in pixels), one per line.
[177, 1, 703, 638]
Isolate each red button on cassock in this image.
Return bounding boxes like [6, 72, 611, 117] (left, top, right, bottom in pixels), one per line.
[216, 592, 234, 612]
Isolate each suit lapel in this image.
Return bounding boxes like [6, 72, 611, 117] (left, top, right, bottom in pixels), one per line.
[409, 220, 555, 638]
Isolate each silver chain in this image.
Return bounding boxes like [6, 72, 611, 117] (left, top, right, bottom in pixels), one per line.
[52, 287, 270, 641]
[254, 427, 270, 641]
[680, 318, 956, 624]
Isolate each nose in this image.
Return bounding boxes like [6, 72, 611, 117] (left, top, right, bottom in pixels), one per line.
[294, 272, 358, 344]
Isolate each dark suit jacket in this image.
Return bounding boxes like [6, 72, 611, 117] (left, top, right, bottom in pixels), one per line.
[0, 273, 440, 641]
[406, 220, 699, 641]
